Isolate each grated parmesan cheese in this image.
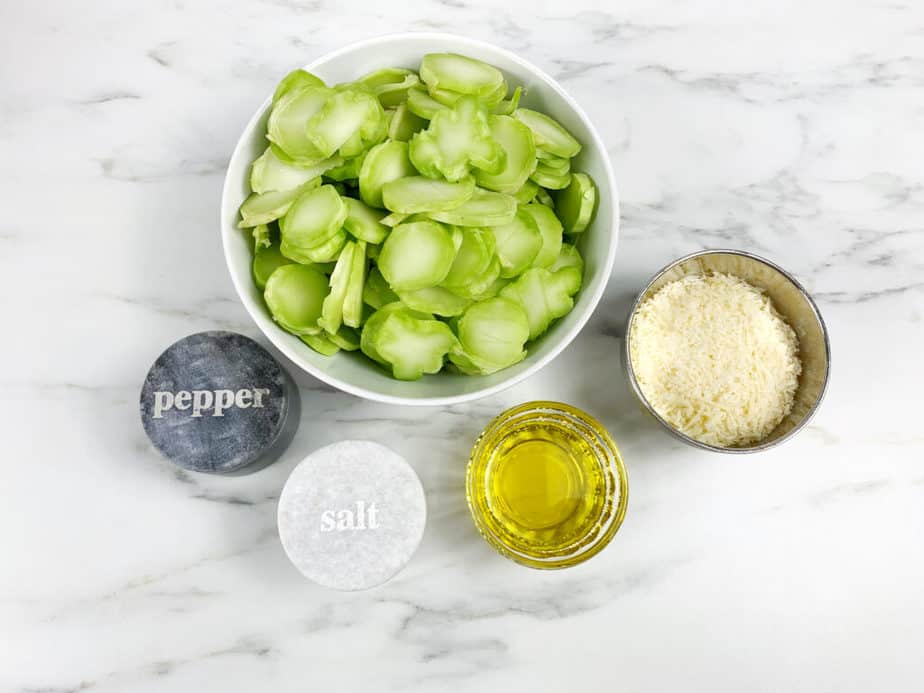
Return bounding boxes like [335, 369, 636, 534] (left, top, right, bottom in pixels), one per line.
[629, 272, 802, 447]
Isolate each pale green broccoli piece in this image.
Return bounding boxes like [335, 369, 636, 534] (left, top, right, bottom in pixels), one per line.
[554, 172, 598, 233]
[378, 221, 456, 290]
[358, 141, 417, 208]
[513, 108, 582, 158]
[264, 264, 329, 335]
[409, 97, 504, 181]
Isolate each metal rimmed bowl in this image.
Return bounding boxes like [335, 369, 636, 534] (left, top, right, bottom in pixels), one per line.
[623, 249, 831, 453]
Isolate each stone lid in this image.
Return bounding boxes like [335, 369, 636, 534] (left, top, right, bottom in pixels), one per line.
[277, 441, 427, 591]
[140, 331, 299, 474]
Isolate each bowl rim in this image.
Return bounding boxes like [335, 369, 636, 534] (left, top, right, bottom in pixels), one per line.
[622, 248, 832, 453]
[220, 31, 619, 406]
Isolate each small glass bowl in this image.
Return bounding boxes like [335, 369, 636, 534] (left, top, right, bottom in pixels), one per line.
[466, 401, 628, 569]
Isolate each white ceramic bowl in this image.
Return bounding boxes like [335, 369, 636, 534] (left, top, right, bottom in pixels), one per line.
[221, 33, 619, 406]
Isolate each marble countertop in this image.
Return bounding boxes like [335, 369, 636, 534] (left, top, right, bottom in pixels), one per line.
[4, 1, 923, 691]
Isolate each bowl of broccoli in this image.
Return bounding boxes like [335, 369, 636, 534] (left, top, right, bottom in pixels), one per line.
[221, 32, 618, 405]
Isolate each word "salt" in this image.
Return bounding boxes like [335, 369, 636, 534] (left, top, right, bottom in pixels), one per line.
[320, 501, 379, 532]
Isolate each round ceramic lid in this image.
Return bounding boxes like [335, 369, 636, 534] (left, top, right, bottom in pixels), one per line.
[277, 441, 427, 591]
[140, 331, 299, 474]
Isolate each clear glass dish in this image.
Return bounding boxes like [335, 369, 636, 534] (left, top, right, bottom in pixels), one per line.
[466, 401, 628, 569]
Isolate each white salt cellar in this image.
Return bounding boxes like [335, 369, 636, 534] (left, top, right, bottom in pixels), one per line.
[277, 440, 427, 591]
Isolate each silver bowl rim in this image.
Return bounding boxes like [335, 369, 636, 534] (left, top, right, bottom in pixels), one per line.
[622, 248, 832, 454]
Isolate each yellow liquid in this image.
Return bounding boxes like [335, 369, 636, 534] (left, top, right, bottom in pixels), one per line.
[474, 419, 610, 558]
[495, 438, 583, 529]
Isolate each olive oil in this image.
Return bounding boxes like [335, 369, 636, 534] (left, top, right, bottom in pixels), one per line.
[467, 402, 628, 569]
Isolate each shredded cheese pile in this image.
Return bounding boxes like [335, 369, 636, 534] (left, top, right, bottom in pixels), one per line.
[629, 272, 802, 447]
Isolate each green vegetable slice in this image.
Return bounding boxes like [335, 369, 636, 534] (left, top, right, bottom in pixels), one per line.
[441, 227, 495, 291]
[267, 86, 330, 161]
[387, 103, 427, 142]
[251, 224, 293, 289]
[451, 256, 501, 299]
[252, 223, 272, 252]
[338, 130, 366, 159]
[300, 332, 340, 356]
[380, 211, 410, 227]
[253, 243, 294, 290]
[447, 348, 485, 375]
[522, 203, 563, 268]
[328, 326, 361, 351]
[364, 307, 458, 380]
[420, 53, 505, 99]
[513, 179, 540, 204]
[357, 68, 420, 108]
[383, 108, 394, 136]
[549, 243, 584, 274]
[471, 275, 510, 301]
[536, 187, 555, 208]
[499, 268, 553, 340]
[490, 207, 542, 278]
[427, 82, 507, 109]
[455, 297, 529, 371]
[429, 188, 517, 226]
[377, 221, 456, 290]
[286, 228, 347, 263]
[343, 197, 388, 244]
[358, 141, 417, 208]
[381, 176, 475, 214]
[409, 97, 504, 181]
[530, 167, 571, 190]
[362, 267, 400, 309]
[279, 184, 347, 253]
[268, 143, 295, 164]
[479, 79, 508, 108]
[268, 142, 329, 168]
[264, 264, 329, 335]
[554, 172, 597, 233]
[360, 302, 433, 344]
[357, 67, 414, 90]
[554, 263, 583, 296]
[324, 153, 366, 181]
[250, 147, 342, 194]
[306, 88, 385, 159]
[474, 115, 537, 194]
[513, 108, 582, 158]
[378, 315, 457, 380]
[238, 180, 319, 228]
[396, 285, 471, 317]
[449, 225, 464, 252]
[536, 147, 563, 160]
[500, 267, 580, 339]
[406, 86, 447, 120]
[494, 86, 522, 115]
[378, 76, 421, 108]
[535, 155, 570, 176]
[273, 69, 325, 104]
[342, 240, 367, 328]
[360, 303, 406, 365]
[426, 86, 464, 107]
[318, 241, 356, 335]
